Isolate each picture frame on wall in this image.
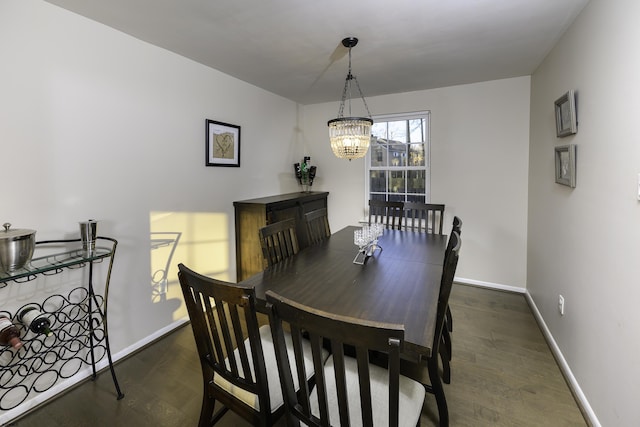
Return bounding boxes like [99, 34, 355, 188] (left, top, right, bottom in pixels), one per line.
[206, 119, 241, 167]
[555, 144, 576, 188]
[554, 90, 577, 137]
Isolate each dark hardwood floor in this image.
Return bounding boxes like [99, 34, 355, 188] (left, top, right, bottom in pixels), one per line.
[8, 284, 587, 426]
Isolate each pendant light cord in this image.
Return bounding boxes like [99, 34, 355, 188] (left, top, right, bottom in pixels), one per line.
[337, 46, 372, 119]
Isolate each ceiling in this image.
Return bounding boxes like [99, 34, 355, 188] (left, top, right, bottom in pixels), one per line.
[44, 0, 589, 105]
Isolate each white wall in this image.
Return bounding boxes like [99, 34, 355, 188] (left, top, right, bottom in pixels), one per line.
[0, 0, 572, 423]
[0, 1, 303, 416]
[302, 77, 531, 290]
[528, 0, 640, 425]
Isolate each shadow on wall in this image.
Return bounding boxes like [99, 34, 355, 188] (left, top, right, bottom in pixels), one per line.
[149, 211, 231, 322]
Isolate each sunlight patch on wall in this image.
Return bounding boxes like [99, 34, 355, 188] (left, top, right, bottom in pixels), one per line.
[149, 211, 230, 320]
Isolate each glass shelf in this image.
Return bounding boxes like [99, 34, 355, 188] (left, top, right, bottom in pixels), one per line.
[0, 238, 115, 284]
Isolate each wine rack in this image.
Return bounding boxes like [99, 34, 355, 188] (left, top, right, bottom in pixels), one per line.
[0, 237, 124, 411]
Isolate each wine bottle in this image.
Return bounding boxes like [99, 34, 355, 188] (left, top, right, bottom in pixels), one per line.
[0, 316, 23, 349]
[17, 307, 53, 337]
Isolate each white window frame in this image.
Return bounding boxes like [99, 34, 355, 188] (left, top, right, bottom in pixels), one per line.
[364, 111, 431, 209]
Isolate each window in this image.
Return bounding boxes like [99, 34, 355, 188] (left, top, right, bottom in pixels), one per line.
[366, 112, 430, 204]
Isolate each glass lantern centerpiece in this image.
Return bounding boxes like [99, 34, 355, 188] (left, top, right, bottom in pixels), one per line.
[353, 223, 384, 264]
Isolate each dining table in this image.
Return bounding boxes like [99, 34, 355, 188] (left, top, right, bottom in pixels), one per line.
[244, 224, 452, 426]
[244, 225, 448, 361]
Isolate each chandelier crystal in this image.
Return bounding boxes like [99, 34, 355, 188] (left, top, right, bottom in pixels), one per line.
[328, 37, 373, 160]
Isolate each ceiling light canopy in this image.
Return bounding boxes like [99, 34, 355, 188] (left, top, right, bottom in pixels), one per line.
[328, 37, 373, 161]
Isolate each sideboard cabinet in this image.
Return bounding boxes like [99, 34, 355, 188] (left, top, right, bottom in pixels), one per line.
[234, 192, 329, 281]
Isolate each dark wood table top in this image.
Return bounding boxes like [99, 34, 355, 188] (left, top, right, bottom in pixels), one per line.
[244, 226, 448, 359]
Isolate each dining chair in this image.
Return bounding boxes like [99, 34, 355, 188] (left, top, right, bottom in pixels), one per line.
[441, 216, 462, 382]
[402, 202, 448, 381]
[403, 202, 445, 234]
[259, 218, 299, 267]
[368, 199, 404, 230]
[304, 208, 331, 245]
[398, 231, 461, 427]
[266, 290, 426, 427]
[178, 263, 326, 427]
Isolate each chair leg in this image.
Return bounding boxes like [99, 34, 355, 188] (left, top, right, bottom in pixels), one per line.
[210, 406, 229, 426]
[439, 343, 451, 384]
[198, 386, 215, 427]
[446, 305, 453, 332]
[199, 382, 228, 427]
[427, 355, 449, 427]
[442, 327, 452, 361]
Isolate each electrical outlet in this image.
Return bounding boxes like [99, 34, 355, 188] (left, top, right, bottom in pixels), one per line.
[558, 295, 565, 316]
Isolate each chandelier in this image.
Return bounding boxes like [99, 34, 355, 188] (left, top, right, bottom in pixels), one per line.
[328, 37, 373, 160]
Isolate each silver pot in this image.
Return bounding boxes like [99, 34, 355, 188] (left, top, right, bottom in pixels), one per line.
[0, 223, 36, 273]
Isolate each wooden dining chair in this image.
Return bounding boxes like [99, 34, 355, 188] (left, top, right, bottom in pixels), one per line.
[402, 202, 449, 382]
[403, 202, 445, 234]
[304, 208, 331, 245]
[266, 290, 426, 427]
[439, 216, 463, 384]
[368, 199, 404, 230]
[430, 230, 460, 425]
[399, 231, 461, 427]
[259, 218, 299, 267]
[178, 263, 326, 427]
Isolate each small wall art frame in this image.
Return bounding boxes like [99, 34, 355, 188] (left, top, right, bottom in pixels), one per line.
[554, 144, 576, 188]
[554, 90, 577, 137]
[206, 119, 241, 167]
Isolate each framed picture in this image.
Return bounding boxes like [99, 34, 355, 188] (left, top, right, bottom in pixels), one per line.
[206, 119, 240, 167]
[554, 90, 577, 137]
[555, 144, 576, 188]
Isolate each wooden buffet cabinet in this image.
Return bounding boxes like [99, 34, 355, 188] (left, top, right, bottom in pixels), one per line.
[234, 191, 329, 281]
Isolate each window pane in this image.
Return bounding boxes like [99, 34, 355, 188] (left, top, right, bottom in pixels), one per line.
[370, 143, 387, 167]
[406, 194, 426, 203]
[388, 170, 405, 193]
[408, 170, 425, 193]
[409, 119, 424, 142]
[370, 170, 386, 192]
[366, 113, 429, 205]
[389, 144, 407, 167]
[371, 122, 388, 142]
[387, 120, 407, 143]
[408, 144, 425, 167]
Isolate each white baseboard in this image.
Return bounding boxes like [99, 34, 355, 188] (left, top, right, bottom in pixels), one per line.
[110, 317, 190, 362]
[524, 291, 600, 427]
[455, 279, 599, 426]
[454, 276, 526, 294]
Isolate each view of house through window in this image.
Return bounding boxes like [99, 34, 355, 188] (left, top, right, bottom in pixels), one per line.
[366, 111, 430, 204]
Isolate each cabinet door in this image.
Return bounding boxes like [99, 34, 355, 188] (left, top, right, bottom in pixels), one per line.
[235, 205, 267, 281]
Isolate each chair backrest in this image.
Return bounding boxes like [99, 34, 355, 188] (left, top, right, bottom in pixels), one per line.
[368, 200, 404, 230]
[267, 291, 405, 427]
[304, 208, 331, 245]
[446, 216, 463, 254]
[403, 202, 445, 234]
[177, 263, 273, 423]
[434, 232, 461, 348]
[259, 218, 300, 267]
[452, 215, 462, 234]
